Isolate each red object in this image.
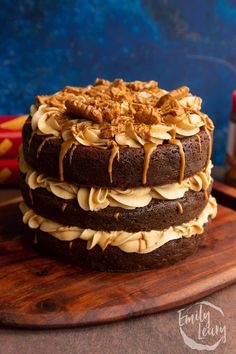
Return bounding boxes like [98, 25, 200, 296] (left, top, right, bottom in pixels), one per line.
[0, 115, 28, 185]
[0, 130, 22, 158]
[0, 157, 19, 186]
[232, 91, 236, 113]
[0, 115, 20, 123]
[0, 115, 27, 158]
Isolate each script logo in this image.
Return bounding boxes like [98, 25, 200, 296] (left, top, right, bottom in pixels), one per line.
[178, 301, 226, 351]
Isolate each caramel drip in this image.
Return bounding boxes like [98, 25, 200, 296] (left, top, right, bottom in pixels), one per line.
[142, 143, 156, 184]
[59, 139, 77, 181]
[138, 239, 142, 253]
[139, 232, 149, 252]
[171, 125, 177, 140]
[114, 212, 120, 220]
[204, 189, 209, 201]
[34, 234, 37, 244]
[144, 235, 149, 249]
[36, 136, 58, 158]
[29, 189, 33, 205]
[62, 203, 67, 212]
[196, 134, 202, 152]
[169, 139, 185, 183]
[204, 127, 212, 170]
[177, 202, 183, 214]
[28, 131, 37, 150]
[69, 144, 78, 165]
[69, 241, 73, 250]
[108, 143, 120, 183]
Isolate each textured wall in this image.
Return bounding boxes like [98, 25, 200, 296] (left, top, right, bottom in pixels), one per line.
[1, 0, 236, 164]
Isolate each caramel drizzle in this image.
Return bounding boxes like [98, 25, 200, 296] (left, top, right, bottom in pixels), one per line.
[139, 232, 149, 252]
[204, 127, 212, 170]
[59, 139, 77, 181]
[171, 125, 177, 140]
[142, 143, 156, 184]
[34, 234, 38, 244]
[36, 136, 58, 158]
[196, 134, 202, 152]
[204, 189, 209, 201]
[177, 202, 183, 214]
[169, 139, 185, 184]
[114, 212, 120, 220]
[29, 189, 33, 205]
[69, 241, 73, 250]
[108, 143, 120, 183]
[28, 131, 37, 151]
[69, 144, 78, 165]
[61, 203, 67, 212]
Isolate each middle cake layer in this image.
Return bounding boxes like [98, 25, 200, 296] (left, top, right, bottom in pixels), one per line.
[20, 175, 212, 232]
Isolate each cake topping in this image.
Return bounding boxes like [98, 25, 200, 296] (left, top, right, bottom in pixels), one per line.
[65, 98, 103, 124]
[30, 78, 214, 148]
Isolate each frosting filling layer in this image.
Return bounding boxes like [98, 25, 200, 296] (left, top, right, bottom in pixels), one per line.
[19, 151, 213, 211]
[20, 196, 217, 254]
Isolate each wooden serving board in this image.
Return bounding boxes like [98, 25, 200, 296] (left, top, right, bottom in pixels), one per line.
[0, 182, 236, 329]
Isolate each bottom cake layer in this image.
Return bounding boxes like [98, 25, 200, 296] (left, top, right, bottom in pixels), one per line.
[24, 224, 209, 272]
[20, 196, 217, 271]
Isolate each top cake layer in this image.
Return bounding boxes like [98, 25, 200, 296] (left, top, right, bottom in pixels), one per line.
[30, 78, 214, 147]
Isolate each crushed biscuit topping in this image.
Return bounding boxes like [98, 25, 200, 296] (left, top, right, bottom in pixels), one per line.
[31, 78, 214, 147]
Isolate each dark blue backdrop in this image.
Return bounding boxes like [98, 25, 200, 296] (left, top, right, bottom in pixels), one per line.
[1, 0, 236, 164]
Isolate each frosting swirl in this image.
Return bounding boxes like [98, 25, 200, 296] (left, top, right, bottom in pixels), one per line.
[19, 151, 213, 211]
[20, 196, 217, 254]
[31, 104, 63, 136]
[114, 124, 173, 147]
[70, 121, 108, 147]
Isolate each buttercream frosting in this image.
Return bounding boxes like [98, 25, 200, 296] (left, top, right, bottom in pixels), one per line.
[31, 106, 205, 148]
[19, 151, 213, 211]
[31, 104, 62, 136]
[19, 196, 217, 254]
[28, 79, 213, 148]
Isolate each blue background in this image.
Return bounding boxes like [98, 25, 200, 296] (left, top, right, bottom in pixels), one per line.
[1, 0, 236, 165]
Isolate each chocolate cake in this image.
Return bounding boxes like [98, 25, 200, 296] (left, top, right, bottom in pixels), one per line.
[19, 78, 217, 271]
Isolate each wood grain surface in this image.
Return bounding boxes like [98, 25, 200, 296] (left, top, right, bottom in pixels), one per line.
[0, 184, 236, 329]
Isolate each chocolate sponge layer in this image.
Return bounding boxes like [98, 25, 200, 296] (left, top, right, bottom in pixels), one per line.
[22, 119, 212, 188]
[24, 223, 209, 272]
[20, 174, 212, 232]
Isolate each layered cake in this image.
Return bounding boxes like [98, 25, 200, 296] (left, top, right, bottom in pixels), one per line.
[19, 78, 217, 271]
